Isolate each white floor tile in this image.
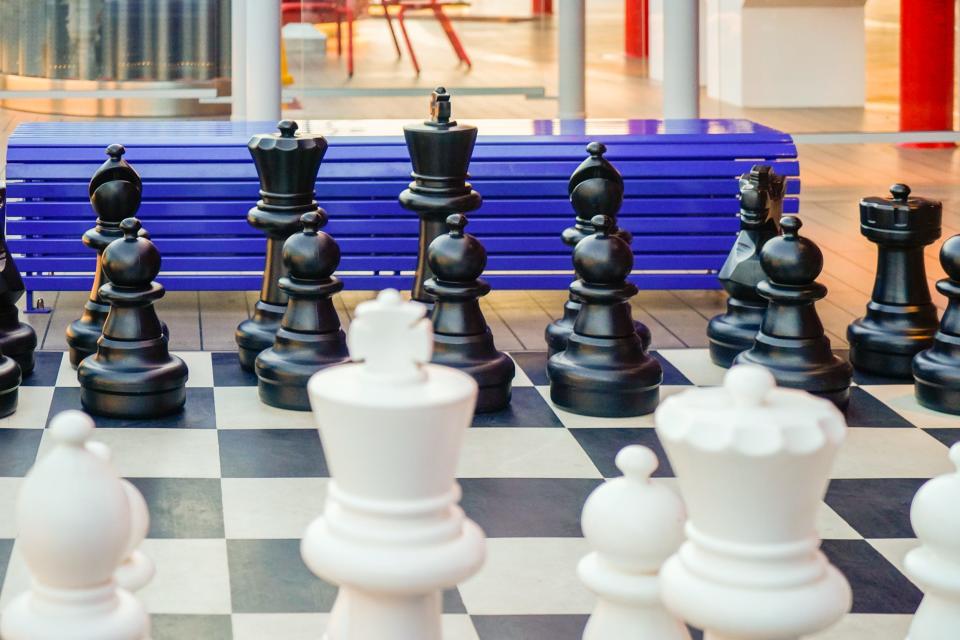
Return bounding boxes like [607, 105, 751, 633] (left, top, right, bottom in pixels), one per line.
[221, 478, 327, 539]
[657, 348, 728, 386]
[860, 385, 960, 428]
[0, 387, 54, 429]
[536, 385, 688, 428]
[832, 428, 955, 479]
[458, 428, 601, 478]
[140, 538, 232, 614]
[214, 387, 316, 429]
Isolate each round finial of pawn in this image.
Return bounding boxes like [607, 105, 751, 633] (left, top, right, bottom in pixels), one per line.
[572, 214, 634, 284]
[725, 364, 776, 407]
[101, 217, 161, 287]
[282, 209, 339, 280]
[427, 213, 487, 282]
[278, 120, 299, 138]
[760, 216, 823, 286]
[890, 183, 911, 202]
[49, 410, 94, 447]
[106, 143, 125, 160]
[586, 141, 607, 157]
[580, 445, 685, 573]
[940, 235, 960, 282]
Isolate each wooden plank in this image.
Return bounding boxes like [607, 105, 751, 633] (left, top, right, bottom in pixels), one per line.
[17, 290, 55, 350]
[478, 297, 524, 352]
[484, 290, 553, 350]
[199, 291, 249, 352]
[155, 291, 201, 351]
[41, 291, 88, 352]
[632, 291, 710, 348]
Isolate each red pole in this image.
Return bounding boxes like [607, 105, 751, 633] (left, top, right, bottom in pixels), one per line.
[625, 0, 649, 58]
[900, 0, 955, 148]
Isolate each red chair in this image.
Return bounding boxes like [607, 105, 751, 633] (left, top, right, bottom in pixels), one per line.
[282, 1, 356, 77]
[379, 1, 472, 75]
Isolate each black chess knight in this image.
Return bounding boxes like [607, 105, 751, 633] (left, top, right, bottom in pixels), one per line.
[78, 218, 188, 418]
[256, 211, 349, 411]
[546, 142, 651, 356]
[400, 87, 482, 306]
[707, 165, 784, 367]
[848, 184, 941, 378]
[237, 121, 328, 371]
[548, 215, 662, 417]
[735, 216, 852, 409]
[425, 214, 514, 412]
[913, 235, 960, 414]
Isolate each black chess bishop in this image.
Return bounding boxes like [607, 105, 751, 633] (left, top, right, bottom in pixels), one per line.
[255, 211, 349, 411]
[78, 218, 188, 418]
[237, 120, 328, 371]
[424, 213, 514, 412]
[848, 184, 941, 378]
[913, 234, 960, 413]
[707, 165, 784, 367]
[548, 215, 662, 417]
[546, 141, 651, 356]
[66, 144, 151, 369]
[734, 216, 852, 409]
[400, 87, 482, 306]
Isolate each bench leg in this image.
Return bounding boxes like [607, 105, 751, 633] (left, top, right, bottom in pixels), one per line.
[24, 290, 51, 314]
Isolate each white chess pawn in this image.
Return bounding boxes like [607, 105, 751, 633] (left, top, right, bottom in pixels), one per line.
[1, 410, 149, 640]
[302, 289, 486, 640]
[578, 445, 690, 640]
[656, 365, 851, 640]
[86, 441, 155, 592]
[904, 443, 960, 640]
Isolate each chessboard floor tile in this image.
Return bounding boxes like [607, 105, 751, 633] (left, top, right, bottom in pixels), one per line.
[471, 387, 563, 428]
[21, 351, 63, 387]
[225, 539, 337, 614]
[510, 351, 549, 386]
[569, 427, 674, 478]
[655, 348, 727, 386]
[218, 429, 327, 478]
[131, 478, 226, 539]
[536, 385, 689, 429]
[867, 538, 921, 583]
[825, 478, 926, 539]
[844, 387, 917, 428]
[53, 352, 79, 387]
[822, 540, 923, 614]
[809, 614, 914, 640]
[858, 385, 960, 429]
[46, 387, 217, 429]
[176, 351, 215, 388]
[221, 478, 327, 540]
[139, 539, 232, 614]
[922, 427, 960, 448]
[0, 387, 53, 429]
[458, 537, 592, 616]
[213, 387, 316, 429]
[212, 352, 258, 387]
[0, 429, 41, 476]
[506, 354, 533, 387]
[832, 428, 954, 478]
[152, 614, 233, 640]
[458, 428, 602, 478]
[0, 480, 20, 538]
[470, 614, 588, 640]
[459, 478, 600, 538]
[229, 613, 481, 640]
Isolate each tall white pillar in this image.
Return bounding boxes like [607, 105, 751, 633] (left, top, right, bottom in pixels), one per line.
[663, 0, 700, 119]
[558, 0, 586, 119]
[245, 0, 281, 122]
[231, 0, 247, 120]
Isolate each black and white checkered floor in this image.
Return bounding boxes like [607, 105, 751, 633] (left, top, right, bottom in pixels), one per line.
[0, 348, 951, 639]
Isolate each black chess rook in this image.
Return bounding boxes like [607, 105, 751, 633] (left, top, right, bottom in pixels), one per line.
[913, 235, 960, 413]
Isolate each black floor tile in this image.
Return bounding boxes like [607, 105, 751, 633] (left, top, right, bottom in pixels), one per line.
[923, 428, 960, 449]
[845, 387, 916, 428]
[472, 615, 588, 640]
[46, 387, 216, 429]
[22, 351, 63, 387]
[211, 352, 258, 387]
[651, 351, 694, 385]
[459, 478, 601, 537]
[227, 539, 337, 613]
[218, 429, 327, 478]
[822, 539, 922, 614]
[472, 387, 563, 428]
[511, 351, 549, 386]
[570, 427, 673, 478]
[0, 429, 42, 476]
[130, 478, 225, 539]
[825, 478, 926, 538]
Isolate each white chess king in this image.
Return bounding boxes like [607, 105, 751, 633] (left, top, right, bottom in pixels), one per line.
[655, 365, 851, 640]
[904, 443, 960, 640]
[301, 288, 486, 640]
[1, 410, 149, 640]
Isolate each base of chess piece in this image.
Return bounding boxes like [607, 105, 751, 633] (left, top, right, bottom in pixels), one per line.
[236, 301, 287, 371]
[0, 354, 20, 418]
[706, 298, 766, 368]
[0, 306, 36, 376]
[848, 305, 938, 379]
[913, 337, 960, 415]
[256, 330, 349, 411]
[546, 296, 653, 358]
[432, 330, 514, 413]
[79, 338, 188, 419]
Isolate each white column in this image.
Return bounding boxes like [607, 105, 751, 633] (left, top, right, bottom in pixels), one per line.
[244, 0, 281, 122]
[663, 0, 700, 119]
[231, 0, 247, 120]
[558, 0, 586, 119]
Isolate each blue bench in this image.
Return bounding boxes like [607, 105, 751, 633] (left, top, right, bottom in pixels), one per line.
[3, 119, 800, 310]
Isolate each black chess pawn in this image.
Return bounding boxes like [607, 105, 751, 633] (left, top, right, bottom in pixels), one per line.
[0, 228, 36, 376]
[848, 184, 941, 378]
[78, 218, 188, 418]
[734, 216, 852, 409]
[0, 350, 21, 418]
[425, 213, 514, 413]
[67, 143, 149, 368]
[547, 215, 662, 417]
[400, 87, 482, 306]
[707, 165, 784, 367]
[546, 142, 650, 356]
[913, 235, 960, 413]
[237, 120, 328, 371]
[255, 211, 349, 411]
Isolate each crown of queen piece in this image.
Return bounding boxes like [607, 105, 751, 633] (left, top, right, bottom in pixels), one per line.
[247, 120, 327, 206]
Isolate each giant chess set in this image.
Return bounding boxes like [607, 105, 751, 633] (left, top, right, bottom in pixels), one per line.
[0, 89, 955, 639]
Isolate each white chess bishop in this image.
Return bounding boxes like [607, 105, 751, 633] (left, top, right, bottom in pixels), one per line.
[578, 444, 690, 640]
[904, 443, 960, 640]
[301, 288, 486, 640]
[655, 365, 851, 640]
[85, 440, 155, 592]
[1, 410, 149, 640]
